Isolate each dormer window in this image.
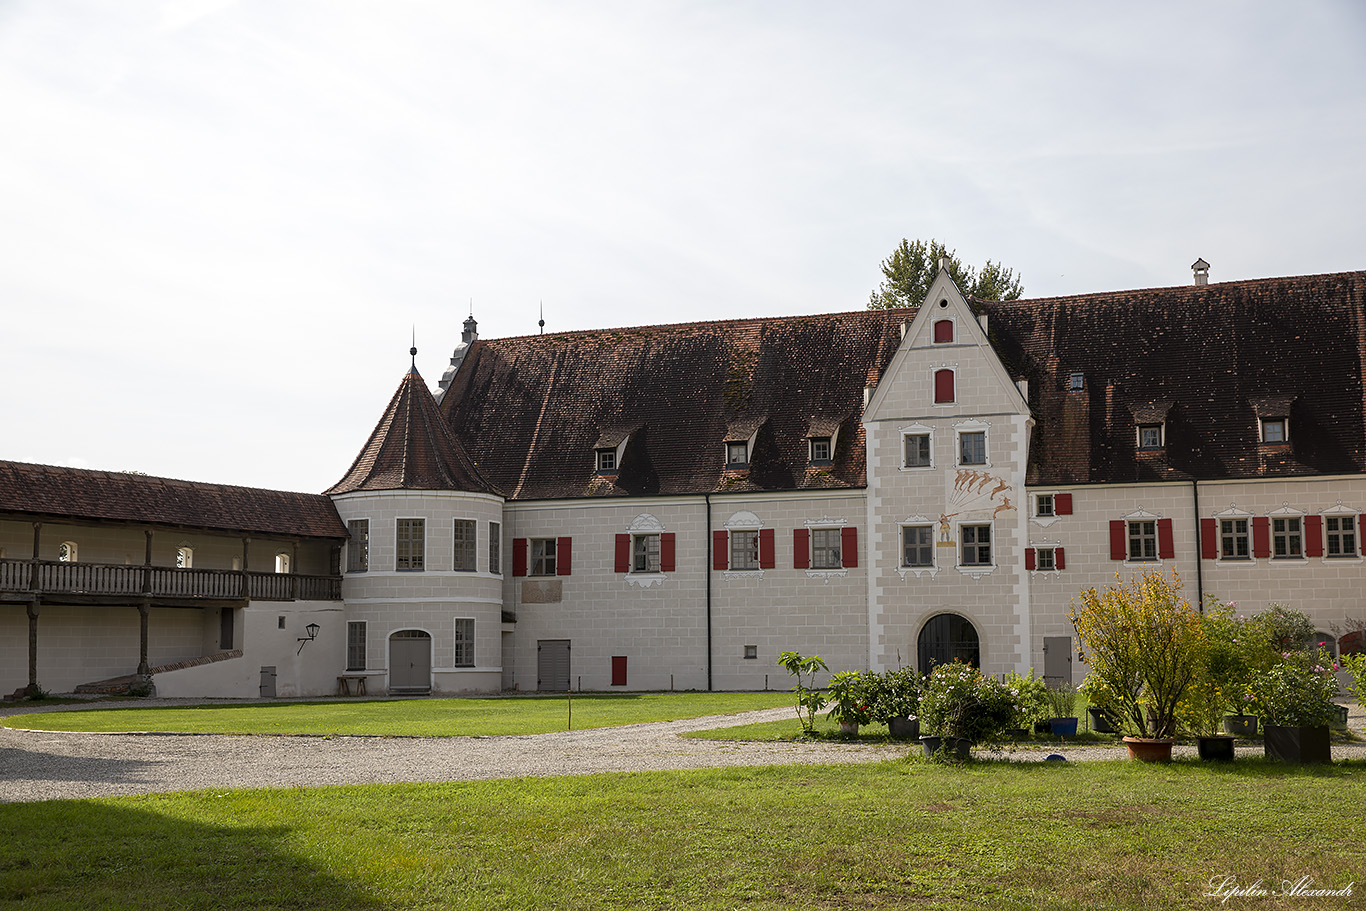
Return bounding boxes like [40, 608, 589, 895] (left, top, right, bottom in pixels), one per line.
[1261, 418, 1287, 444]
[596, 449, 618, 473]
[1138, 424, 1163, 450]
[809, 437, 832, 464]
[1069, 373, 1085, 392]
[726, 441, 749, 467]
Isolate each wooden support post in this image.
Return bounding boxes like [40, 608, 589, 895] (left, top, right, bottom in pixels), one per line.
[143, 529, 154, 594]
[138, 601, 151, 676]
[240, 537, 250, 598]
[26, 598, 40, 697]
[291, 542, 299, 599]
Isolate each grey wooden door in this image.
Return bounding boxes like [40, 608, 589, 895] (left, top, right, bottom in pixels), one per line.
[259, 666, 276, 698]
[537, 639, 571, 692]
[1043, 636, 1072, 685]
[390, 630, 432, 694]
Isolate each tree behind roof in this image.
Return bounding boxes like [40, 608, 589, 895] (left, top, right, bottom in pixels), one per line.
[867, 238, 1023, 309]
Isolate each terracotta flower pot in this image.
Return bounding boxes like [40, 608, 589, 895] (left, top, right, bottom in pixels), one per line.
[839, 720, 860, 736]
[1122, 736, 1174, 763]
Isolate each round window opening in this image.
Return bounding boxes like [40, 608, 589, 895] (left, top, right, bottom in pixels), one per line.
[917, 613, 981, 673]
[938, 298, 949, 309]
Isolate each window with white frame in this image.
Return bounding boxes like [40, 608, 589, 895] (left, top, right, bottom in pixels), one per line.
[488, 521, 501, 574]
[1220, 518, 1250, 560]
[1069, 372, 1085, 392]
[811, 528, 842, 569]
[904, 433, 931, 468]
[346, 621, 367, 671]
[453, 519, 477, 571]
[396, 519, 425, 571]
[902, 525, 933, 567]
[1138, 424, 1163, 450]
[731, 530, 759, 570]
[961, 525, 991, 566]
[1035, 547, 1056, 571]
[726, 441, 748, 467]
[810, 437, 832, 464]
[1326, 516, 1357, 557]
[1128, 520, 1157, 561]
[347, 519, 369, 572]
[959, 431, 986, 466]
[453, 619, 474, 667]
[1035, 494, 1055, 518]
[1261, 418, 1287, 443]
[596, 449, 617, 473]
[530, 538, 557, 576]
[632, 533, 661, 573]
[1272, 517, 1302, 559]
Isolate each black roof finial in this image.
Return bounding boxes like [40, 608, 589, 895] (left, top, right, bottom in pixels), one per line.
[410, 326, 417, 369]
[539, 300, 545, 335]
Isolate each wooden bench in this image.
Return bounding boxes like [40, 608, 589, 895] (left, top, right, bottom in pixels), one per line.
[336, 675, 368, 696]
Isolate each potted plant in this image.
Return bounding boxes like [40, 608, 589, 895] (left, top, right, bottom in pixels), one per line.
[1004, 670, 1049, 738]
[826, 670, 873, 735]
[869, 666, 922, 739]
[1045, 682, 1078, 737]
[1248, 648, 1339, 763]
[1070, 569, 1204, 762]
[918, 660, 1017, 759]
[777, 651, 827, 735]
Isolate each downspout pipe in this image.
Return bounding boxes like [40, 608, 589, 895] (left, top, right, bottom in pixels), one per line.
[1192, 479, 1204, 610]
[705, 492, 713, 691]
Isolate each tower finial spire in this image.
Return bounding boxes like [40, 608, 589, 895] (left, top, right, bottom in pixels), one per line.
[410, 326, 417, 369]
[539, 300, 545, 335]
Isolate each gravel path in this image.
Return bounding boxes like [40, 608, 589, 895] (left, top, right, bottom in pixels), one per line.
[2, 698, 1362, 804]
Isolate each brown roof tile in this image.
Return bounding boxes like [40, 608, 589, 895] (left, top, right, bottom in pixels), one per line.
[327, 366, 497, 496]
[0, 461, 347, 538]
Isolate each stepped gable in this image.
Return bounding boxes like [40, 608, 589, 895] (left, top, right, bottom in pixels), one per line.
[0, 460, 347, 538]
[328, 364, 497, 496]
[440, 310, 911, 499]
[982, 270, 1366, 485]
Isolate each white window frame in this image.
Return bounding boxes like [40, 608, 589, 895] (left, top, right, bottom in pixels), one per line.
[530, 538, 557, 576]
[396, 518, 426, 572]
[1260, 417, 1288, 444]
[1268, 506, 1304, 561]
[1214, 506, 1254, 563]
[900, 423, 934, 470]
[453, 618, 475, 667]
[1137, 423, 1164, 450]
[452, 518, 478, 572]
[901, 524, 934, 569]
[1035, 546, 1056, 572]
[957, 522, 995, 578]
[731, 529, 760, 571]
[802, 515, 849, 581]
[596, 449, 617, 473]
[488, 521, 502, 574]
[1035, 494, 1054, 518]
[809, 436, 833, 464]
[632, 533, 661, 573]
[347, 518, 370, 573]
[1324, 509, 1359, 559]
[1069, 372, 1085, 392]
[810, 527, 843, 570]
[723, 511, 765, 579]
[725, 441, 749, 468]
[1127, 519, 1157, 562]
[957, 430, 987, 467]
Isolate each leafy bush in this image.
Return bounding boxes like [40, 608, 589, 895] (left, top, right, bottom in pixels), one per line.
[825, 671, 873, 727]
[1070, 569, 1203, 739]
[867, 666, 922, 724]
[1003, 670, 1050, 727]
[1248, 648, 1340, 727]
[919, 661, 1017, 747]
[777, 651, 827, 734]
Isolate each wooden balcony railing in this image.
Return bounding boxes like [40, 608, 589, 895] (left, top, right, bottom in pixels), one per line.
[0, 559, 342, 602]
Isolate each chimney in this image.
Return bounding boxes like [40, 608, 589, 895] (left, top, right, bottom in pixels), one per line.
[1191, 258, 1210, 286]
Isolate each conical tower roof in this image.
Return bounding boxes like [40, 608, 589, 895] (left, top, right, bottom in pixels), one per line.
[327, 361, 498, 496]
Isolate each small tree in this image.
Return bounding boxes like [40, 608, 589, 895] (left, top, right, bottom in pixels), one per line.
[777, 651, 828, 734]
[1070, 569, 1204, 739]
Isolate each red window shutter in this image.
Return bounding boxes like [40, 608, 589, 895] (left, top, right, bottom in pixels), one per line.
[1360, 515, 1366, 555]
[1158, 518, 1175, 559]
[661, 533, 676, 572]
[611, 656, 627, 686]
[614, 534, 630, 573]
[1252, 518, 1270, 559]
[1055, 493, 1073, 515]
[794, 528, 810, 569]
[1304, 515, 1323, 558]
[841, 527, 858, 568]
[1109, 521, 1126, 561]
[713, 530, 728, 570]
[1200, 519, 1218, 560]
[1055, 547, 1065, 570]
[933, 369, 955, 404]
[933, 319, 953, 343]
[557, 536, 572, 575]
[512, 538, 528, 577]
[759, 528, 775, 569]
[1025, 548, 1036, 571]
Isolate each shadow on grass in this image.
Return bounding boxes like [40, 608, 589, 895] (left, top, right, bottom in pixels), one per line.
[0, 800, 383, 910]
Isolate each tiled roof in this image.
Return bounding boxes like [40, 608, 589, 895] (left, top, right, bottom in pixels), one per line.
[439, 311, 909, 499]
[327, 366, 497, 496]
[982, 270, 1366, 484]
[0, 460, 347, 538]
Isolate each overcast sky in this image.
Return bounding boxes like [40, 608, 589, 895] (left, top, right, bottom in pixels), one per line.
[3, 1, 1363, 494]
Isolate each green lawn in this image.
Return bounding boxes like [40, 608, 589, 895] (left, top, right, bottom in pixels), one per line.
[0, 692, 790, 736]
[3, 759, 1363, 910]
